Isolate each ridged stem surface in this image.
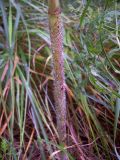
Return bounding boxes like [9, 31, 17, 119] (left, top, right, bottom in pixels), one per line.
[48, 0, 67, 147]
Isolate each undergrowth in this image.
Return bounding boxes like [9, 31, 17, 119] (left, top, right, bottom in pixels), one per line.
[0, 0, 120, 159]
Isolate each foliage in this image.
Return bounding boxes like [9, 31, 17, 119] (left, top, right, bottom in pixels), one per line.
[0, 137, 9, 159]
[0, 0, 120, 159]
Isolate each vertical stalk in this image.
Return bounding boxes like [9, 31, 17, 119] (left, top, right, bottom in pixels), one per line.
[48, 0, 67, 154]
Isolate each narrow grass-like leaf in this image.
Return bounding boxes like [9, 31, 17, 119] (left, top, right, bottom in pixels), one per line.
[0, 0, 9, 46]
[114, 87, 120, 159]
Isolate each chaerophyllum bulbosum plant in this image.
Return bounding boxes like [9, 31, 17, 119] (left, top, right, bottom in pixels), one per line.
[48, 0, 68, 159]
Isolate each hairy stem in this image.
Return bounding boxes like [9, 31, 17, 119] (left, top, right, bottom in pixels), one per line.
[48, 0, 67, 149]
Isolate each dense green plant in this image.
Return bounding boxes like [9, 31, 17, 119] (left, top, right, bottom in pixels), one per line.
[0, 138, 9, 159]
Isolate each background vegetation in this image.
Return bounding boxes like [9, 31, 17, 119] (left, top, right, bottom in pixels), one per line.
[0, 0, 120, 159]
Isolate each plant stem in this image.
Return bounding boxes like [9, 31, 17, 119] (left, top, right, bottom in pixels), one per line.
[48, 0, 67, 158]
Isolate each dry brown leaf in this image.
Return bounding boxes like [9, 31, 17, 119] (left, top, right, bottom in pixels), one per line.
[0, 111, 13, 136]
[1, 60, 9, 82]
[22, 129, 35, 160]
